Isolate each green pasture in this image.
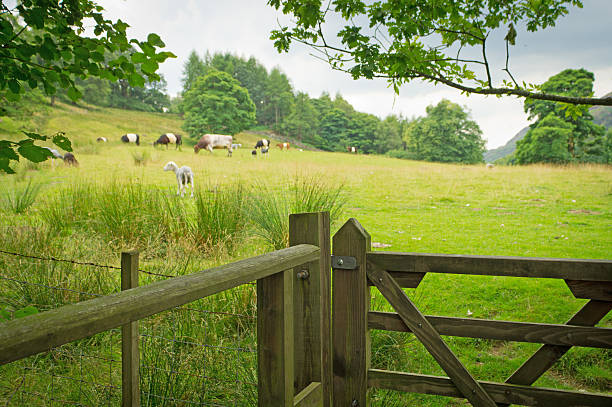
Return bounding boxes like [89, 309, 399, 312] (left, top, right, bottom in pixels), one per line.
[1, 103, 611, 405]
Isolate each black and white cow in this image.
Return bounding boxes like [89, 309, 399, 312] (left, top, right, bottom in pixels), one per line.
[254, 139, 270, 150]
[121, 133, 140, 145]
[154, 133, 182, 149]
[97, 137, 107, 143]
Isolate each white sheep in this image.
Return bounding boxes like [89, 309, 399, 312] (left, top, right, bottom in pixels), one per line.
[163, 161, 194, 197]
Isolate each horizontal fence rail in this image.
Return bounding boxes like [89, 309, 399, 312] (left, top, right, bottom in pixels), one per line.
[367, 251, 612, 281]
[0, 243, 320, 365]
[369, 311, 612, 348]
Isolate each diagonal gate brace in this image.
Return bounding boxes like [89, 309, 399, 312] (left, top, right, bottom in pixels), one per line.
[367, 264, 497, 407]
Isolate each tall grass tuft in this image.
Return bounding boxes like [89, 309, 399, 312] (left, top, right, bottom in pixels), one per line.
[190, 184, 248, 252]
[131, 149, 151, 166]
[247, 175, 347, 249]
[3, 179, 42, 214]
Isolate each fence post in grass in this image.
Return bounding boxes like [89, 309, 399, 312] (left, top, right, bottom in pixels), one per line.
[121, 250, 140, 407]
[332, 218, 371, 406]
[257, 267, 294, 405]
[289, 212, 332, 406]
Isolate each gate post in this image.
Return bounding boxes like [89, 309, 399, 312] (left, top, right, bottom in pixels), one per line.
[257, 269, 294, 405]
[289, 212, 332, 406]
[332, 219, 371, 406]
[121, 250, 140, 407]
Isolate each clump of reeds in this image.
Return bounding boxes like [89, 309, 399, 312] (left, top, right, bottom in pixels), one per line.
[3, 179, 42, 214]
[246, 175, 347, 249]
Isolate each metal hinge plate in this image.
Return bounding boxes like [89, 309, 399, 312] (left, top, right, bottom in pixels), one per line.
[331, 255, 358, 270]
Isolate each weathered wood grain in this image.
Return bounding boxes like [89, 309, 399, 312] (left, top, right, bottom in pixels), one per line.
[0, 244, 319, 365]
[258, 269, 294, 406]
[366, 271, 425, 288]
[505, 300, 612, 387]
[565, 280, 612, 301]
[368, 369, 612, 406]
[368, 266, 497, 407]
[293, 382, 322, 407]
[121, 251, 140, 407]
[367, 252, 612, 281]
[368, 311, 612, 348]
[332, 218, 371, 407]
[289, 212, 331, 406]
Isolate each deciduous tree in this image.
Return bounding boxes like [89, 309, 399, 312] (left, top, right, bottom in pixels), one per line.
[0, 0, 174, 173]
[182, 71, 256, 137]
[404, 100, 485, 164]
[268, 0, 612, 106]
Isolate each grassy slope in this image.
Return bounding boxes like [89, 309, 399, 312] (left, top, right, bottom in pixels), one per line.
[1, 103, 612, 405]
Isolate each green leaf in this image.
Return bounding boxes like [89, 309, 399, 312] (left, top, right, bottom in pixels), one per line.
[147, 33, 165, 47]
[53, 133, 72, 152]
[14, 306, 39, 319]
[0, 157, 16, 174]
[0, 145, 19, 160]
[140, 59, 158, 75]
[29, 8, 45, 29]
[17, 140, 53, 163]
[8, 79, 20, 94]
[22, 131, 47, 141]
[128, 73, 145, 88]
[67, 86, 82, 101]
[131, 52, 147, 63]
[153, 51, 176, 63]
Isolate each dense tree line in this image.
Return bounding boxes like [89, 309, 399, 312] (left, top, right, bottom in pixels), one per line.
[179, 50, 483, 163]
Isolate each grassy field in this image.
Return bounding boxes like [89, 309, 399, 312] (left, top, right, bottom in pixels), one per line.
[1, 102, 611, 406]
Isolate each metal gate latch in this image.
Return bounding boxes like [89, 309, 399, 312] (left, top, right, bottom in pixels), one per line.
[331, 255, 357, 270]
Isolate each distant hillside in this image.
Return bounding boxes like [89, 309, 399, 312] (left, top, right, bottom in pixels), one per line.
[484, 92, 612, 163]
[484, 127, 529, 163]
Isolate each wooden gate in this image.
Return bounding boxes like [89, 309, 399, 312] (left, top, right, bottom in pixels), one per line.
[331, 218, 612, 406]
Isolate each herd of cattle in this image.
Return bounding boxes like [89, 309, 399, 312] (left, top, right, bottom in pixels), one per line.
[49, 133, 359, 179]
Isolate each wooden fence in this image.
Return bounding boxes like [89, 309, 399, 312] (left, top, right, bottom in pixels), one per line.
[0, 212, 332, 407]
[1, 213, 611, 406]
[332, 217, 612, 407]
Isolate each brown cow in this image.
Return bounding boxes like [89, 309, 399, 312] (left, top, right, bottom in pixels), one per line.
[277, 142, 290, 150]
[347, 146, 358, 153]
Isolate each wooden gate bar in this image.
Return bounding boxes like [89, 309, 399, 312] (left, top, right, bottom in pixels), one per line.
[293, 382, 322, 407]
[368, 311, 612, 348]
[505, 299, 612, 386]
[368, 369, 612, 407]
[367, 265, 497, 407]
[367, 252, 612, 281]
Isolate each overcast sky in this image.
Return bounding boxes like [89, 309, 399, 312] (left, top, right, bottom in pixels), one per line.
[98, 0, 612, 149]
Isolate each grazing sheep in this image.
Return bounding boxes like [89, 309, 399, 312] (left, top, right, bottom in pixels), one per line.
[63, 152, 79, 167]
[231, 143, 242, 150]
[97, 137, 107, 143]
[163, 161, 194, 197]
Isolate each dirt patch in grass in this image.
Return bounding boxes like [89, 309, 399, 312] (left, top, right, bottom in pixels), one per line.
[568, 209, 602, 215]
